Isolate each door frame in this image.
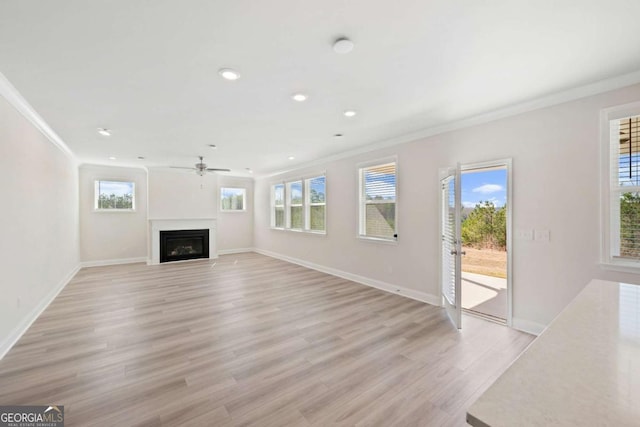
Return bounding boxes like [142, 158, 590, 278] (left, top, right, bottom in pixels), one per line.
[459, 158, 513, 327]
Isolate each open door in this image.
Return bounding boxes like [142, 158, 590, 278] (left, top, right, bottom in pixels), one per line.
[440, 166, 462, 329]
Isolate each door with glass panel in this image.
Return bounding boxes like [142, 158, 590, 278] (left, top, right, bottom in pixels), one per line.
[440, 166, 462, 329]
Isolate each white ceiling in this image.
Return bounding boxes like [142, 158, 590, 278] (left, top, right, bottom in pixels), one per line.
[2, 0, 640, 176]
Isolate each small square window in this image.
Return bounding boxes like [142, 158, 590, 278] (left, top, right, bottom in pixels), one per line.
[94, 180, 135, 211]
[220, 187, 246, 211]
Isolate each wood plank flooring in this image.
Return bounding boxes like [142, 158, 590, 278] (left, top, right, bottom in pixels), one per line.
[0, 253, 534, 426]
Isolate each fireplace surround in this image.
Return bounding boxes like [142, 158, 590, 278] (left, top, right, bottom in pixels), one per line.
[149, 218, 217, 265]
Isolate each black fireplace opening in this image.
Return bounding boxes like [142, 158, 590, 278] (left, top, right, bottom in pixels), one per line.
[160, 229, 209, 263]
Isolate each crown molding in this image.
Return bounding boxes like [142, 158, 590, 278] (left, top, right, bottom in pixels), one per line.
[257, 69, 640, 179]
[0, 72, 76, 161]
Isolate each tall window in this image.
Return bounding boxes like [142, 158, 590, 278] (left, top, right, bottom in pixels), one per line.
[607, 113, 640, 263]
[287, 181, 303, 229]
[306, 176, 326, 232]
[272, 184, 285, 228]
[220, 187, 246, 211]
[271, 174, 326, 233]
[359, 161, 397, 240]
[94, 180, 135, 211]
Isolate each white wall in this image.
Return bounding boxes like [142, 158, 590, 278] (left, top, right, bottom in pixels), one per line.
[0, 94, 79, 357]
[79, 165, 148, 264]
[148, 169, 218, 219]
[217, 176, 254, 252]
[254, 83, 640, 333]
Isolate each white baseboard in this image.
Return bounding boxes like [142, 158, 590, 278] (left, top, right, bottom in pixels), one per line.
[218, 247, 255, 255]
[512, 317, 546, 336]
[254, 248, 441, 307]
[80, 257, 148, 268]
[0, 264, 81, 360]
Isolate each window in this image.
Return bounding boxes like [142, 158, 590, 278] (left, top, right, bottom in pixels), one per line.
[220, 187, 246, 211]
[306, 176, 326, 232]
[272, 184, 285, 228]
[271, 174, 327, 233]
[359, 161, 397, 240]
[602, 104, 640, 267]
[287, 181, 303, 229]
[94, 180, 135, 211]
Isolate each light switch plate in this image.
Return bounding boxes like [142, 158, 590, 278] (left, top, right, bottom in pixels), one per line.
[515, 229, 534, 240]
[535, 229, 550, 241]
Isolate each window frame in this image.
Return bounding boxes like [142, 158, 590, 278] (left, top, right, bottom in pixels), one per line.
[220, 187, 247, 212]
[600, 101, 640, 272]
[357, 157, 398, 243]
[94, 180, 136, 212]
[271, 183, 285, 229]
[305, 175, 327, 234]
[286, 180, 304, 230]
[270, 173, 327, 235]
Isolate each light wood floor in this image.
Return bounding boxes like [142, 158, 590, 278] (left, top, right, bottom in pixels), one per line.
[0, 253, 534, 426]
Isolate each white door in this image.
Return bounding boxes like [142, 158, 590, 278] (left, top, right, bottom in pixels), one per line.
[440, 166, 462, 329]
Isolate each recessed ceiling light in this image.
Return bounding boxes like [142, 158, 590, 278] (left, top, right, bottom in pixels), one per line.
[137, 156, 145, 160]
[246, 168, 253, 174]
[292, 93, 308, 102]
[209, 144, 217, 149]
[97, 128, 111, 136]
[218, 68, 240, 81]
[344, 110, 357, 117]
[333, 38, 355, 54]
[288, 156, 295, 160]
[334, 133, 344, 138]
[108, 156, 116, 160]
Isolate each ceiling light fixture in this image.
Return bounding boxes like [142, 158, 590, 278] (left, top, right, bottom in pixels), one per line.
[209, 144, 217, 149]
[218, 68, 241, 81]
[246, 168, 253, 174]
[344, 110, 357, 117]
[333, 38, 355, 54]
[137, 156, 145, 160]
[108, 156, 116, 160]
[334, 133, 344, 138]
[288, 156, 295, 160]
[97, 128, 111, 136]
[292, 93, 308, 102]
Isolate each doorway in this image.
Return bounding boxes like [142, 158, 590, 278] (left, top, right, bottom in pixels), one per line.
[460, 161, 511, 323]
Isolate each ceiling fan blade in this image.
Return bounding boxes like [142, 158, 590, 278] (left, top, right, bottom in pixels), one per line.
[206, 168, 231, 172]
[170, 166, 196, 170]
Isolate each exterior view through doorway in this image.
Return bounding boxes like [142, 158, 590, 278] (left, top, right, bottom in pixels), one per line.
[460, 160, 511, 324]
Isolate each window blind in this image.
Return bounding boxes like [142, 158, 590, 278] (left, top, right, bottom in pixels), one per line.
[360, 162, 397, 239]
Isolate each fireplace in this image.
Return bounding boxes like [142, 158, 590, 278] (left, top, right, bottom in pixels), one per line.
[160, 229, 209, 263]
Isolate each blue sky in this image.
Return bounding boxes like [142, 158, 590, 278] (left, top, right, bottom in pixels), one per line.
[99, 181, 133, 197]
[461, 169, 506, 208]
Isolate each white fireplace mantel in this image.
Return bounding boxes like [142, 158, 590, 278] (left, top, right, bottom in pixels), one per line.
[148, 218, 217, 265]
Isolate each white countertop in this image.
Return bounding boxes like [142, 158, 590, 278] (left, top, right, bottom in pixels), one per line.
[467, 279, 640, 427]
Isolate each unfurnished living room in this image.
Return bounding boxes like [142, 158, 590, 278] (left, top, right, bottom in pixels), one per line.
[2, 1, 640, 426]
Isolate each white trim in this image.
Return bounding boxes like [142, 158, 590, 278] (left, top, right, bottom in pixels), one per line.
[218, 248, 255, 255]
[0, 71, 76, 160]
[600, 262, 640, 275]
[0, 264, 81, 360]
[512, 317, 546, 336]
[80, 257, 148, 268]
[258, 70, 640, 179]
[254, 248, 441, 306]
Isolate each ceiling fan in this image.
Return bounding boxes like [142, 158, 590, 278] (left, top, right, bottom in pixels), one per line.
[171, 156, 231, 175]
